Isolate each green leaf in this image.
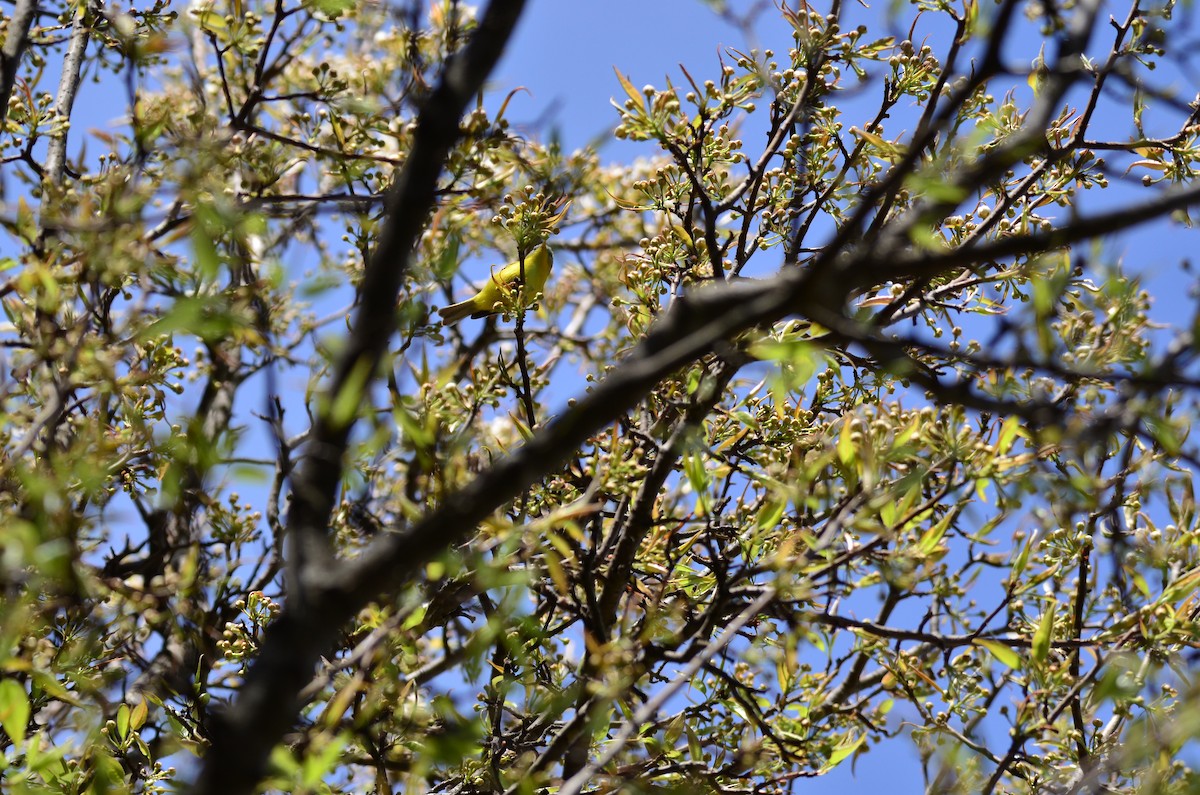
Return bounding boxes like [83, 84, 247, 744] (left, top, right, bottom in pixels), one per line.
[821, 733, 865, 772]
[613, 67, 645, 113]
[0, 678, 30, 746]
[31, 670, 77, 704]
[129, 699, 148, 732]
[1145, 415, 1182, 455]
[756, 498, 786, 530]
[301, 732, 349, 787]
[683, 448, 711, 515]
[1011, 532, 1037, 581]
[995, 415, 1023, 456]
[305, 0, 354, 17]
[88, 748, 127, 794]
[904, 170, 968, 205]
[836, 419, 859, 481]
[434, 234, 462, 280]
[749, 338, 819, 389]
[190, 204, 225, 279]
[917, 509, 955, 555]
[269, 744, 301, 776]
[394, 402, 434, 450]
[401, 604, 427, 631]
[116, 703, 130, 740]
[1158, 567, 1200, 607]
[975, 639, 1021, 669]
[329, 357, 373, 428]
[193, 7, 228, 37]
[136, 296, 237, 343]
[1032, 602, 1056, 665]
[686, 724, 704, 761]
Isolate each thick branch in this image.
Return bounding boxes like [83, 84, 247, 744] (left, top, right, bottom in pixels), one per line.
[224, 180, 1200, 777]
[285, 0, 529, 600]
[43, 0, 93, 188]
[195, 40, 1200, 792]
[0, 0, 37, 143]
[188, 3, 529, 794]
[315, 176, 1200, 672]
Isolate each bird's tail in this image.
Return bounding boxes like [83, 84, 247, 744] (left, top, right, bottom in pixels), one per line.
[437, 300, 475, 326]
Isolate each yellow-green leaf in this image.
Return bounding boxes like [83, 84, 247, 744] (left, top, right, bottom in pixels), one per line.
[975, 639, 1021, 669]
[1032, 602, 1056, 664]
[821, 733, 865, 772]
[0, 678, 29, 746]
[613, 67, 645, 112]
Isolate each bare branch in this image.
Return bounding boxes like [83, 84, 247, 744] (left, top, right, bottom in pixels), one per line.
[189, 3, 531, 793]
[0, 0, 36, 144]
[43, 0, 95, 189]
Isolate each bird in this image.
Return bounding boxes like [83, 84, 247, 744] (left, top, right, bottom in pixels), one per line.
[437, 244, 554, 325]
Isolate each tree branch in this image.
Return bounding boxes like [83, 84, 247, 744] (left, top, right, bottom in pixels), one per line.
[188, 3, 530, 794]
[267, 175, 1200, 710]
[0, 0, 37, 146]
[194, 31, 1200, 792]
[43, 0, 94, 189]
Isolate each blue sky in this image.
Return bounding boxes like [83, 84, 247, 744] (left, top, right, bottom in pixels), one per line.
[495, 1, 750, 152]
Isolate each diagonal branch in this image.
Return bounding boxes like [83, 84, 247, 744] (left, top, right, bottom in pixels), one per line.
[284, 175, 1200, 670]
[194, 51, 1200, 792]
[188, 3, 529, 794]
[285, 0, 529, 604]
[43, 0, 95, 188]
[0, 0, 37, 147]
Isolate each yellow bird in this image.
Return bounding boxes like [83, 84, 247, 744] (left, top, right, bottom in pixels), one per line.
[437, 245, 554, 325]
